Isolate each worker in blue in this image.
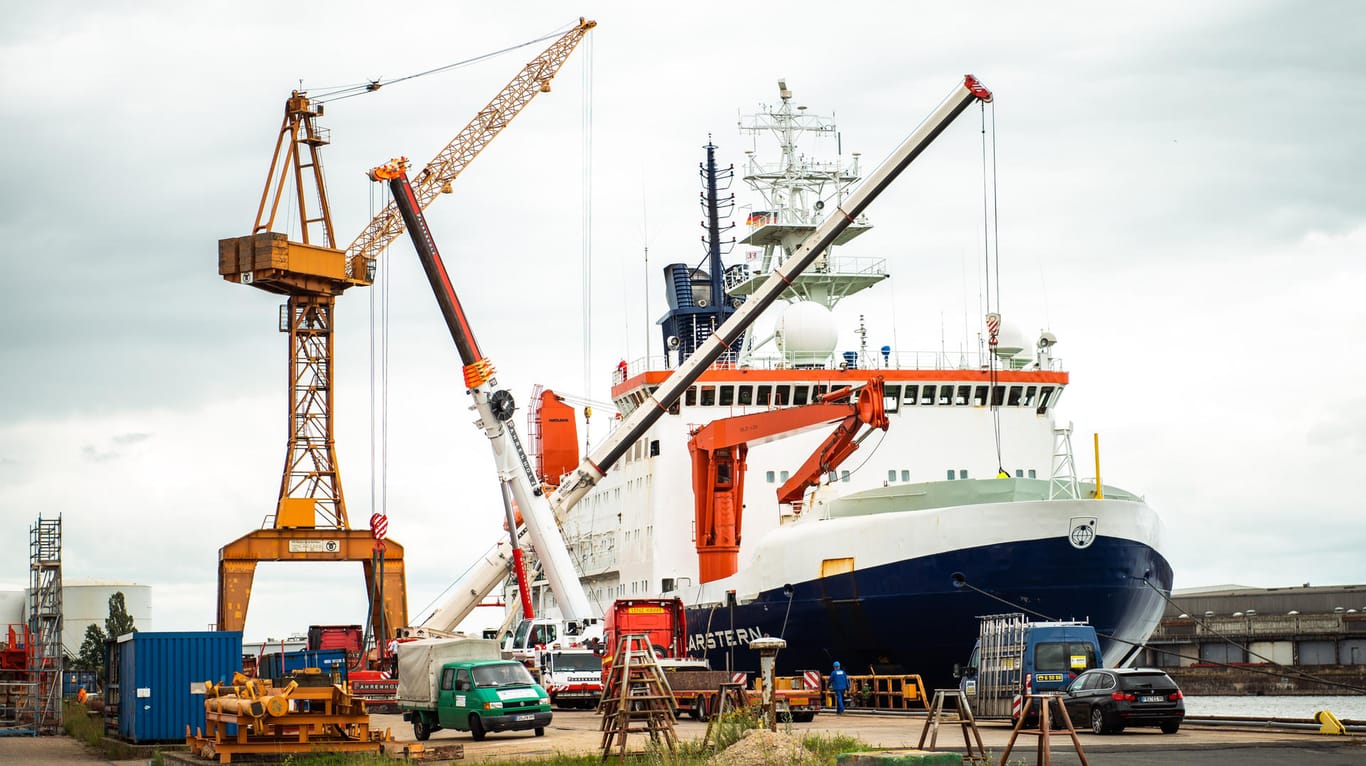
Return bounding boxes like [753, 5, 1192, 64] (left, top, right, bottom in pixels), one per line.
[829, 660, 850, 714]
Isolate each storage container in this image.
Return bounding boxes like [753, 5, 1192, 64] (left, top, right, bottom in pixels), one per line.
[114, 631, 242, 742]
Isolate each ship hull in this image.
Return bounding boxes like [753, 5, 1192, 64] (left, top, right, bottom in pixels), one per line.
[681, 508, 1171, 691]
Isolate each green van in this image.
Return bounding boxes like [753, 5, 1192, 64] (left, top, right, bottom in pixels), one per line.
[397, 638, 552, 741]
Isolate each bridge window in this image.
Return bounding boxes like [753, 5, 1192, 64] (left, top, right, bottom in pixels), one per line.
[737, 385, 753, 406]
[1023, 386, 1037, 407]
[956, 385, 970, 405]
[921, 385, 936, 405]
[755, 385, 772, 405]
[974, 385, 988, 406]
[1007, 386, 1023, 406]
[793, 386, 810, 406]
[685, 387, 697, 407]
[719, 385, 734, 406]
[1037, 386, 1055, 414]
[903, 385, 918, 405]
[773, 385, 790, 406]
[884, 385, 900, 413]
[937, 386, 953, 406]
[991, 386, 1006, 407]
[700, 386, 716, 406]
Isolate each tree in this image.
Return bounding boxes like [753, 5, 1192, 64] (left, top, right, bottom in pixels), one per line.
[74, 624, 107, 673]
[105, 592, 136, 639]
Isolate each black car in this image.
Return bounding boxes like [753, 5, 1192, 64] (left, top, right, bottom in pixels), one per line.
[1062, 668, 1185, 734]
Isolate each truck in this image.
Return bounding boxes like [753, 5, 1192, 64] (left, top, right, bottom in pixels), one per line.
[602, 598, 820, 722]
[397, 637, 551, 741]
[535, 646, 604, 709]
[955, 613, 1103, 722]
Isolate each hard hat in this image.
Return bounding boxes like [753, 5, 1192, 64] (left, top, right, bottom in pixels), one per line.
[833, 661, 841, 668]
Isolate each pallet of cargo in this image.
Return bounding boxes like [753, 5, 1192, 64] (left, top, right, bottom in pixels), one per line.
[184, 673, 388, 764]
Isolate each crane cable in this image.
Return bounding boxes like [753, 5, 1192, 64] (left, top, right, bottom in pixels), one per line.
[979, 99, 1007, 478]
[310, 21, 582, 105]
[580, 34, 595, 451]
[363, 180, 393, 663]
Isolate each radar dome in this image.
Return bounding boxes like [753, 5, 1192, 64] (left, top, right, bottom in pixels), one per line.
[778, 301, 837, 365]
[991, 318, 1029, 358]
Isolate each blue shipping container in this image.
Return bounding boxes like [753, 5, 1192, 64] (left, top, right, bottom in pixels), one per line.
[116, 631, 242, 743]
[257, 648, 349, 681]
[63, 670, 98, 697]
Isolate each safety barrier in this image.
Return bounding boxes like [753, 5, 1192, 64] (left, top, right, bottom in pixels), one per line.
[828, 673, 929, 711]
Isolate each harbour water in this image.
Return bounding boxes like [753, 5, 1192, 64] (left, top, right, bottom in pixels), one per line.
[1185, 695, 1366, 719]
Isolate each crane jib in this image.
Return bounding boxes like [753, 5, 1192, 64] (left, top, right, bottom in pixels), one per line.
[387, 173, 484, 367]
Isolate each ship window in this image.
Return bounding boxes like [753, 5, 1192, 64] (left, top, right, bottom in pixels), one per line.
[921, 385, 936, 405]
[773, 385, 790, 406]
[956, 385, 970, 405]
[700, 386, 716, 406]
[937, 386, 953, 406]
[650, 440, 660, 457]
[884, 385, 900, 413]
[959, 469, 968, 479]
[1028, 469, 1036, 478]
[1016, 469, 1024, 478]
[841, 470, 850, 482]
[738, 385, 753, 406]
[766, 470, 775, 483]
[1007, 386, 1023, 406]
[990, 385, 1005, 407]
[1037, 386, 1055, 414]
[1023, 386, 1037, 407]
[946, 469, 955, 480]
[719, 385, 735, 406]
[904, 385, 918, 404]
[889, 470, 898, 483]
[756, 385, 772, 405]
[827, 471, 837, 483]
[974, 385, 988, 406]
[902, 470, 910, 482]
[793, 386, 810, 406]
[685, 387, 697, 407]
[780, 471, 790, 482]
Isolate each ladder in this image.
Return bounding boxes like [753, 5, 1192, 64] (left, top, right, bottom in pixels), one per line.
[702, 682, 751, 747]
[597, 634, 678, 760]
[917, 688, 987, 761]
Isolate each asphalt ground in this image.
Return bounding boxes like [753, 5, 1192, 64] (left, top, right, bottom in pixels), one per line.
[4, 709, 1362, 764]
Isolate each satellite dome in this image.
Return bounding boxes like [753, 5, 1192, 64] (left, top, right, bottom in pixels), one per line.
[991, 318, 1029, 358]
[778, 302, 837, 366]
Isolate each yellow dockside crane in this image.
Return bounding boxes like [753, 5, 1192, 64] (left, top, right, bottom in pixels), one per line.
[215, 19, 597, 644]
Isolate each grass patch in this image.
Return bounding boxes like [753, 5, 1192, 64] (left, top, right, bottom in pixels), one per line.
[61, 700, 143, 760]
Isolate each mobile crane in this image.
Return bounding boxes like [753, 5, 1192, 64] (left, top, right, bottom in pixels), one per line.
[214, 19, 596, 647]
[383, 75, 994, 637]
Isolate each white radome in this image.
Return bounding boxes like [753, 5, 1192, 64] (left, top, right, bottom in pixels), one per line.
[777, 301, 837, 361]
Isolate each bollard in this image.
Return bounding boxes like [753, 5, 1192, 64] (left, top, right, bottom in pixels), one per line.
[749, 637, 787, 731]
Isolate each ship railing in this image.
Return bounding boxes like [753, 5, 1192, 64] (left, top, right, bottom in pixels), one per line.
[616, 350, 1064, 381]
[733, 253, 887, 283]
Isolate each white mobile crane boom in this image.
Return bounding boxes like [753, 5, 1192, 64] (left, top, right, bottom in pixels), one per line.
[408, 74, 994, 634]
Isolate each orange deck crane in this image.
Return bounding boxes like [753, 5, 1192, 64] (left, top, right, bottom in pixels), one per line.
[688, 377, 889, 582]
[215, 19, 597, 642]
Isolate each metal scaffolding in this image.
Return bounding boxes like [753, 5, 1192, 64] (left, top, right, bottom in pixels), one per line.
[29, 515, 62, 734]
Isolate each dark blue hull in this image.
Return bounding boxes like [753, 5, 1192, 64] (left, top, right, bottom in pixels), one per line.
[683, 535, 1172, 691]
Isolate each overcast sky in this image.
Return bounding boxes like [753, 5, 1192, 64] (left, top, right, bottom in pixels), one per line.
[2, 1, 1364, 640]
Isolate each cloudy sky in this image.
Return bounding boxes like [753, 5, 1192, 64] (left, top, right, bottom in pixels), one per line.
[2, 1, 1364, 640]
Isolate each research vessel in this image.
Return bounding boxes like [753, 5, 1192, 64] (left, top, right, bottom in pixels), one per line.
[524, 81, 1172, 689]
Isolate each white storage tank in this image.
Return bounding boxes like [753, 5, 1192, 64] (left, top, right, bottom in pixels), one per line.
[59, 581, 152, 656]
[0, 587, 25, 627]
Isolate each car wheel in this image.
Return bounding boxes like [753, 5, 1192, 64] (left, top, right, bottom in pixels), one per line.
[412, 714, 431, 741]
[535, 726, 546, 737]
[1161, 720, 1180, 734]
[1090, 707, 1108, 735]
[469, 714, 486, 741]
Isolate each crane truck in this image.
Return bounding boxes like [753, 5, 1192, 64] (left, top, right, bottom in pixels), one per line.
[377, 73, 994, 672]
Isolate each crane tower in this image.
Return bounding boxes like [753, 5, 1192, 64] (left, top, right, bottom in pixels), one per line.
[214, 19, 596, 643]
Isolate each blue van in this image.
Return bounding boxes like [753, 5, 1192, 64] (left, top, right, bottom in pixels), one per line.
[955, 613, 1102, 720]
